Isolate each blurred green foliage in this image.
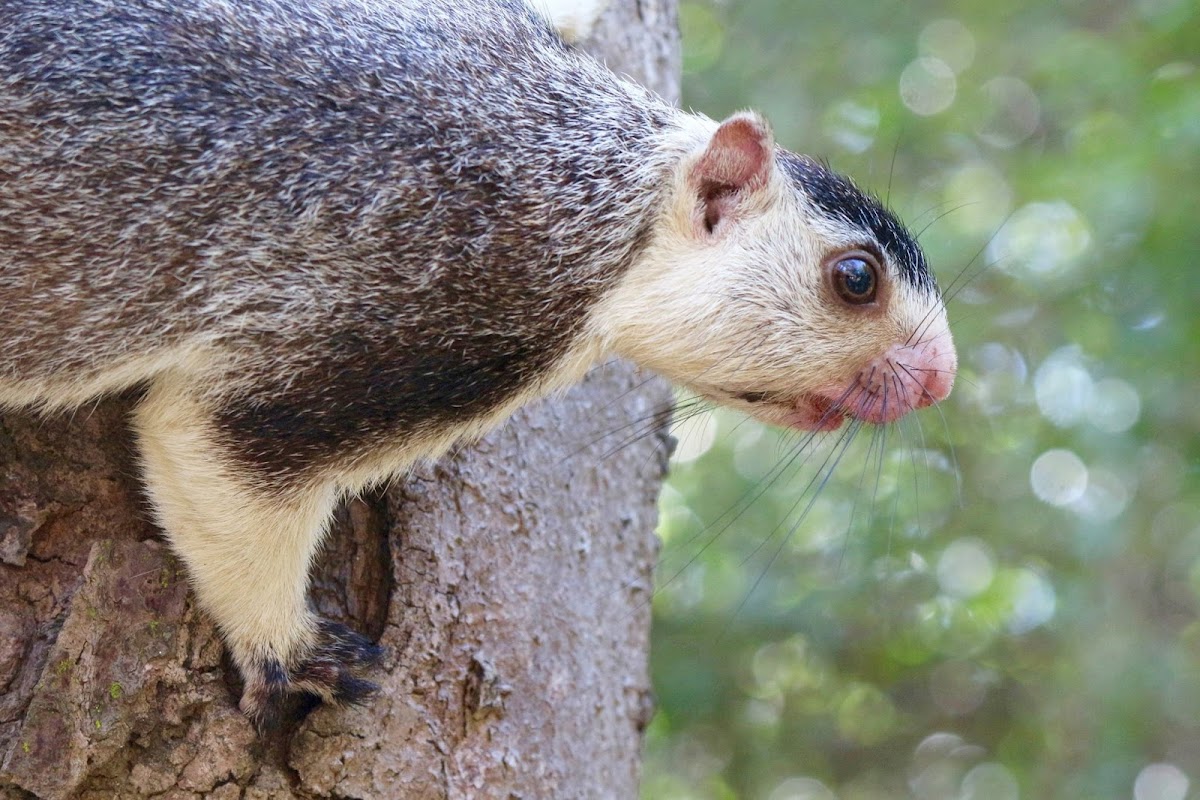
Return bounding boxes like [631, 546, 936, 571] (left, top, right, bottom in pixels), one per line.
[643, 1, 1200, 798]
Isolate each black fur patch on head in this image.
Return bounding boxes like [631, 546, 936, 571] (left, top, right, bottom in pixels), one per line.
[776, 151, 935, 295]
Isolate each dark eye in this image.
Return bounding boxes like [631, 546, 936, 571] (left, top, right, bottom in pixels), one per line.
[831, 254, 879, 305]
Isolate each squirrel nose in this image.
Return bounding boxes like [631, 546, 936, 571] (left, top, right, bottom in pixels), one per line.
[908, 341, 956, 409]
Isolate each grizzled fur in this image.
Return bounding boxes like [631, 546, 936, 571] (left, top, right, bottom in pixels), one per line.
[0, 0, 954, 726]
[0, 0, 672, 482]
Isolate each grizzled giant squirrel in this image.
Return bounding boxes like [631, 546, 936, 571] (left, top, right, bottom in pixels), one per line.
[0, 0, 956, 726]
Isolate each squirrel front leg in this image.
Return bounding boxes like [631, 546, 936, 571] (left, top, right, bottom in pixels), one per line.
[132, 380, 382, 728]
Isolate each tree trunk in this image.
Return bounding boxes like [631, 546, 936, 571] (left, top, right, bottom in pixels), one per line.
[0, 3, 680, 797]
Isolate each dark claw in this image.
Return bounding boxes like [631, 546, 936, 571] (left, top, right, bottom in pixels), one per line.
[333, 673, 380, 705]
[240, 657, 291, 733]
[238, 618, 384, 732]
[315, 618, 387, 667]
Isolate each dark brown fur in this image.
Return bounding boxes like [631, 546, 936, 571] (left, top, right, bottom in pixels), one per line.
[0, 0, 672, 483]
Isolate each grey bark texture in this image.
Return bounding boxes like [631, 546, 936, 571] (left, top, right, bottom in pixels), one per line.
[0, 2, 681, 797]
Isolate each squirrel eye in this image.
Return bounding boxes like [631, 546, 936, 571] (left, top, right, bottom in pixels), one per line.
[831, 254, 879, 305]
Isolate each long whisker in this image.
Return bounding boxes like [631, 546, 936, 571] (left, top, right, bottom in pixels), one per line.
[914, 201, 977, 242]
[641, 385, 862, 614]
[569, 395, 703, 464]
[839, 383, 889, 573]
[885, 132, 902, 210]
[664, 385, 857, 563]
[719, 418, 866, 640]
[894, 361, 960, 509]
[907, 213, 1014, 350]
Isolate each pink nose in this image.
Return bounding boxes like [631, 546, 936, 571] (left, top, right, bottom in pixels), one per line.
[891, 338, 955, 413]
[834, 339, 957, 424]
[912, 348, 955, 408]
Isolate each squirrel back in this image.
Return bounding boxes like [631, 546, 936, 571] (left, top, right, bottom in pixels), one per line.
[1, 0, 679, 478]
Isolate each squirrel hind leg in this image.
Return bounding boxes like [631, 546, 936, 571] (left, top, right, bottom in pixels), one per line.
[241, 620, 386, 731]
[132, 382, 385, 730]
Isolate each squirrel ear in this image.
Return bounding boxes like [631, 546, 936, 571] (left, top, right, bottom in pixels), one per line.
[692, 112, 775, 235]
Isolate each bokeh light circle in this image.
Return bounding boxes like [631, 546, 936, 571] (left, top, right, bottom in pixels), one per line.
[1030, 449, 1089, 506]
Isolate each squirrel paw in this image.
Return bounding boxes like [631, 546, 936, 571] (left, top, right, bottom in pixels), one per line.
[238, 619, 385, 731]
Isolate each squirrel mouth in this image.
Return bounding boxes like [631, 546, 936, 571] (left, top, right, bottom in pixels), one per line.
[728, 390, 848, 432]
[779, 394, 848, 432]
[706, 338, 956, 432]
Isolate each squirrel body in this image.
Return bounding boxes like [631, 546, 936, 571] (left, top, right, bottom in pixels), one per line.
[0, 0, 956, 725]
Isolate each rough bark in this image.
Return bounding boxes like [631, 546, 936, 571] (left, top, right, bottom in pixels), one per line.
[0, 3, 680, 797]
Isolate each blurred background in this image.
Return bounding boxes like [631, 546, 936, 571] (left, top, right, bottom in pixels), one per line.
[641, 1, 1200, 798]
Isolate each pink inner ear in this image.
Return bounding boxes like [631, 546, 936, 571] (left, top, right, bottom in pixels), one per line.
[695, 115, 773, 193]
[692, 115, 774, 235]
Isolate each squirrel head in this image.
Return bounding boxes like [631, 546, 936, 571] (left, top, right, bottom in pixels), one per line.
[598, 111, 956, 431]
